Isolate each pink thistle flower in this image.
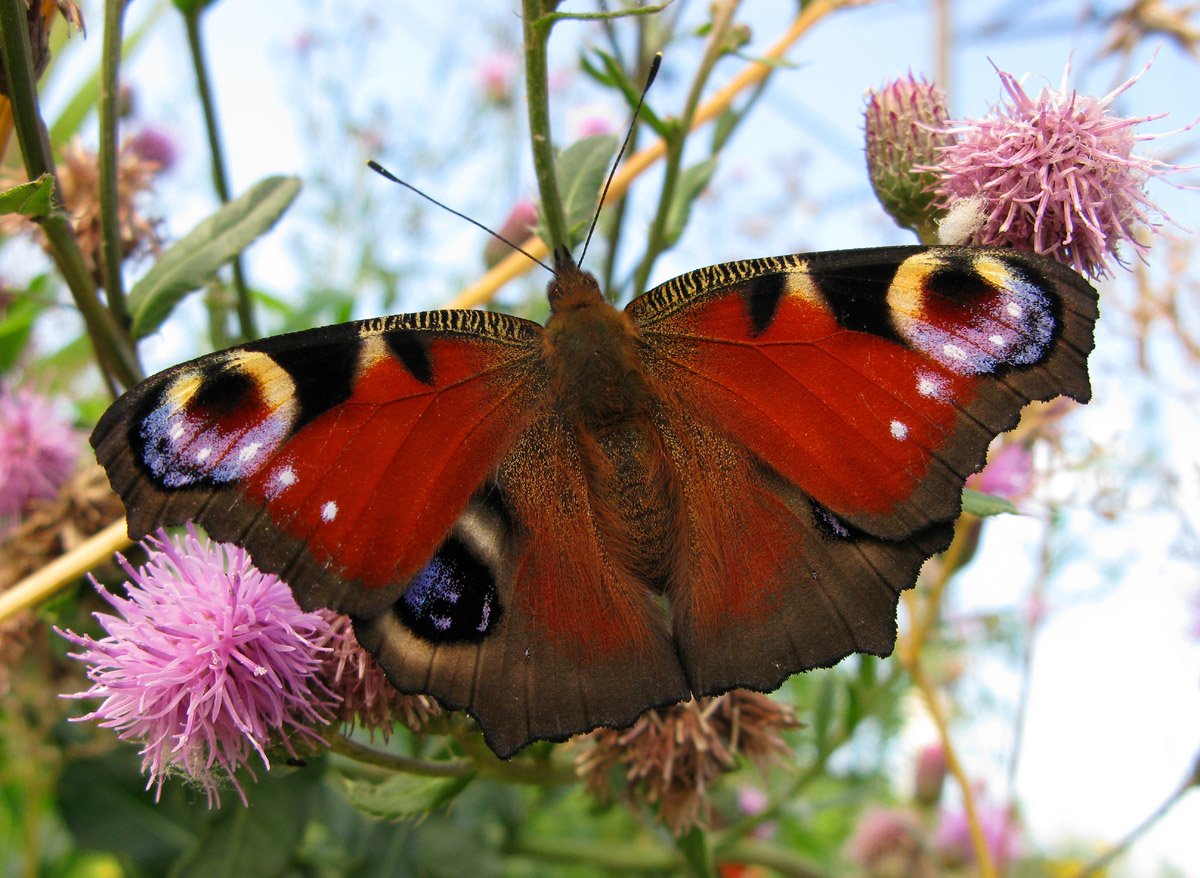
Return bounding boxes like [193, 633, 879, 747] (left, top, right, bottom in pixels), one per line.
[934, 60, 1188, 278]
[967, 441, 1034, 502]
[476, 51, 518, 105]
[125, 126, 178, 173]
[932, 802, 1022, 871]
[0, 385, 80, 534]
[320, 610, 441, 736]
[483, 199, 539, 268]
[59, 526, 338, 806]
[913, 742, 948, 806]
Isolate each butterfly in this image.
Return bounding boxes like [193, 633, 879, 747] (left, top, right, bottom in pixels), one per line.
[91, 244, 1097, 758]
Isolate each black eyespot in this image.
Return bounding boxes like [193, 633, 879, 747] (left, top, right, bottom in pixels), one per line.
[396, 535, 502, 642]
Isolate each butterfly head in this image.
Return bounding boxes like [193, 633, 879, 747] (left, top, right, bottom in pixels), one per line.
[547, 246, 604, 314]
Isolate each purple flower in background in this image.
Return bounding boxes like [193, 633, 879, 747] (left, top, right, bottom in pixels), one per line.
[967, 442, 1034, 502]
[933, 802, 1022, 870]
[483, 199, 539, 267]
[934, 60, 1186, 278]
[126, 127, 179, 173]
[0, 385, 80, 533]
[913, 742, 948, 806]
[60, 526, 337, 806]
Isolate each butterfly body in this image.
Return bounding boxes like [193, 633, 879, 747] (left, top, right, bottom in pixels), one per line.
[92, 245, 1098, 756]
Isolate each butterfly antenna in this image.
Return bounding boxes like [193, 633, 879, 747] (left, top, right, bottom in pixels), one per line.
[577, 52, 662, 268]
[366, 160, 554, 274]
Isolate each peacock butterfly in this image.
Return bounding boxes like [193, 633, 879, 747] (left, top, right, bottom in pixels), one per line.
[91, 243, 1097, 757]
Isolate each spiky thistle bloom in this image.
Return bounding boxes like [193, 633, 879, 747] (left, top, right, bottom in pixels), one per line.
[933, 61, 1186, 278]
[865, 73, 953, 238]
[576, 690, 799, 836]
[320, 610, 441, 736]
[0, 385, 80, 535]
[59, 526, 338, 806]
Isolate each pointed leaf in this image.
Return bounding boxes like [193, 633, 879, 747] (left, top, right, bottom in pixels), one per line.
[128, 175, 301, 339]
[0, 174, 59, 219]
[340, 772, 472, 821]
[962, 488, 1018, 517]
[663, 157, 718, 247]
[537, 134, 618, 246]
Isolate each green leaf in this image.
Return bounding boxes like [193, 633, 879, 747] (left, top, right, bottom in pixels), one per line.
[663, 156, 719, 247]
[58, 749, 204, 873]
[340, 772, 472, 822]
[0, 280, 50, 370]
[962, 487, 1018, 517]
[169, 765, 324, 878]
[676, 828, 717, 878]
[173, 0, 219, 15]
[0, 175, 59, 219]
[545, 134, 618, 245]
[128, 176, 301, 339]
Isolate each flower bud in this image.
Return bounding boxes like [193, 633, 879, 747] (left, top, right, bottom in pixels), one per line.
[864, 74, 952, 239]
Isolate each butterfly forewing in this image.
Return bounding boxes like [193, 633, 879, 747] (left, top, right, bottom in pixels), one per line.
[628, 246, 1097, 540]
[91, 310, 548, 616]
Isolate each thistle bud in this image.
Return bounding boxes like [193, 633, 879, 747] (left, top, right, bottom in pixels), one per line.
[864, 74, 952, 240]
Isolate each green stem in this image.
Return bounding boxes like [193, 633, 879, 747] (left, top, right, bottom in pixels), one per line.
[522, 0, 568, 253]
[631, 0, 739, 294]
[97, 0, 128, 324]
[329, 732, 474, 778]
[183, 8, 257, 341]
[721, 840, 830, 878]
[452, 727, 576, 786]
[0, 0, 140, 388]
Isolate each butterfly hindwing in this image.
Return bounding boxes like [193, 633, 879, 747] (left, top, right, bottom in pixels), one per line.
[91, 310, 548, 617]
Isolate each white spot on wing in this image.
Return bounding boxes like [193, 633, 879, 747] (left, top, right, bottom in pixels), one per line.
[942, 343, 967, 362]
[238, 441, 262, 462]
[169, 423, 185, 442]
[196, 446, 212, 463]
[321, 500, 338, 522]
[890, 420, 908, 440]
[277, 466, 297, 487]
[989, 334, 1006, 348]
[1007, 301, 1023, 317]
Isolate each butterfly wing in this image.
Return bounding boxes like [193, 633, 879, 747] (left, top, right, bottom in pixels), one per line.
[91, 310, 548, 618]
[629, 246, 1097, 692]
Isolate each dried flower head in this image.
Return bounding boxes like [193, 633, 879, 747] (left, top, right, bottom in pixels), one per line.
[59, 526, 338, 806]
[0, 138, 162, 287]
[575, 690, 798, 836]
[845, 806, 934, 878]
[0, 384, 80, 535]
[865, 73, 953, 238]
[320, 610, 441, 736]
[933, 60, 1187, 277]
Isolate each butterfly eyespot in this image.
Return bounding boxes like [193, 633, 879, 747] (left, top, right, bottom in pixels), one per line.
[888, 252, 1057, 376]
[396, 534, 503, 643]
[133, 351, 300, 489]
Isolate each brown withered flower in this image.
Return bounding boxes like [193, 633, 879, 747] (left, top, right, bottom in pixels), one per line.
[320, 611, 442, 737]
[0, 138, 163, 288]
[576, 690, 799, 836]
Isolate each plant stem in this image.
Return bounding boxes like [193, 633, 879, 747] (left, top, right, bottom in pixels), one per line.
[522, 0, 568, 253]
[183, 7, 257, 341]
[329, 733, 474, 778]
[630, 0, 739, 295]
[0, 0, 141, 388]
[97, 0, 129, 327]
